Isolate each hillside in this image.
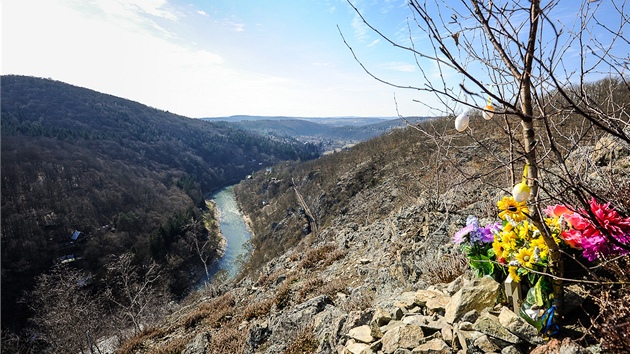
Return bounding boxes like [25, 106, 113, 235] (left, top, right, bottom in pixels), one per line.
[0, 76, 320, 335]
[111, 107, 629, 353]
[203, 116, 430, 152]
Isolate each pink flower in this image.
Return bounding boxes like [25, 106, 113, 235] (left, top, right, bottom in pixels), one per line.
[545, 199, 630, 260]
[544, 204, 573, 218]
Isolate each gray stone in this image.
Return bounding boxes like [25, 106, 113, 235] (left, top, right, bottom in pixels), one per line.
[441, 324, 454, 345]
[455, 329, 484, 352]
[460, 309, 479, 324]
[445, 277, 500, 324]
[501, 345, 522, 354]
[348, 325, 374, 344]
[415, 289, 450, 309]
[473, 313, 521, 344]
[446, 275, 465, 296]
[412, 338, 451, 353]
[458, 321, 474, 331]
[373, 307, 393, 326]
[497, 307, 545, 345]
[395, 292, 418, 309]
[473, 334, 500, 353]
[183, 332, 211, 354]
[381, 324, 425, 353]
[245, 322, 270, 352]
[381, 320, 406, 333]
[346, 342, 374, 354]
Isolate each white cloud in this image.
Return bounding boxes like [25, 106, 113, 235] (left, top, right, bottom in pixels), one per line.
[351, 14, 369, 41]
[367, 39, 380, 47]
[197, 10, 207, 16]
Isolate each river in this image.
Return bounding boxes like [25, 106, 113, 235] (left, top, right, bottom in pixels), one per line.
[202, 185, 253, 284]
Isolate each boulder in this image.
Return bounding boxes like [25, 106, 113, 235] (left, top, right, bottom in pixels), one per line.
[473, 334, 500, 353]
[473, 313, 521, 344]
[501, 346, 523, 354]
[497, 307, 545, 345]
[444, 277, 500, 324]
[348, 325, 374, 344]
[412, 338, 451, 353]
[395, 292, 418, 309]
[372, 307, 393, 327]
[183, 332, 211, 354]
[381, 324, 425, 353]
[346, 341, 374, 354]
[381, 320, 406, 333]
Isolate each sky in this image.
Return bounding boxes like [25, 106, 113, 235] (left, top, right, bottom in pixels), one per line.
[2, 0, 627, 118]
[2, 0, 428, 118]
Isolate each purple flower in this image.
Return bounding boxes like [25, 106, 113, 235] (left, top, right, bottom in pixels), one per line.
[452, 216, 497, 245]
[453, 224, 474, 244]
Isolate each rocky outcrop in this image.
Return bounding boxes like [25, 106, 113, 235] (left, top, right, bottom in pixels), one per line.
[337, 275, 579, 354]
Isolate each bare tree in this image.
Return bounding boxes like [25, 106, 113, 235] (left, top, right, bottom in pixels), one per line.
[342, 0, 629, 320]
[27, 266, 105, 354]
[104, 253, 167, 333]
[182, 216, 217, 279]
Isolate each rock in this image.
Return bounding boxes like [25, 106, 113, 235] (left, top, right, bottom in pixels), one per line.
[473, 334, 500, 353]
[412, 338, 451, 353]
[372, 307, 393, 326]
[460, 309, 479, 324]
[183, 332, 211, 354]
[501, 345, 523, 354]
[369, 318, 384, 339]
[530, 338, 591, 354]
[359, 258, 372, 265]
[458, 322, 474, 331]
[394, 307, 404, 320]
[342, 309, 375, 336]
[348, 325, 374, 344]
[245, 322, 270, 352]
[381, 320, 406, 333]
[346, 341, 374, 354]
[446, 275, 465, 296]
[395, 292, 418, 309]
[591, 131, 630, 166]
[441, 324, 454, 345]
[473, 313, 521, 344]
[415, 289, 450, 309]
[381, 324, 425, 353]
[445, 277, 500, 324]
[313, 305, 347, 342]
[455, 329, 484, 352]
[497, 307, 545, 345]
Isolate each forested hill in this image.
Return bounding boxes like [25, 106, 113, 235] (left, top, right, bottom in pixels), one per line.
[0, 75, 320, 332]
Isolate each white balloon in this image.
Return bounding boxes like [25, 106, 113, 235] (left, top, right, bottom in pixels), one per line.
[455, 111, 470, 132]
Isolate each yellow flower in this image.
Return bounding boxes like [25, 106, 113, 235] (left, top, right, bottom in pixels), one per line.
[493, 240, 506, 260]
[497, 196, 529, 222]
[508, 266, 521, 283]
[516, 248, 534, 268]
[531, 238, 549, 259]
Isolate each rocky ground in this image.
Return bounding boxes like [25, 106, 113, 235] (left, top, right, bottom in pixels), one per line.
[116, 126, 629, 354]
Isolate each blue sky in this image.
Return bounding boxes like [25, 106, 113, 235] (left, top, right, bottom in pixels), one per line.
[2, 0, 627, 118]
[3, 0, 427, 118]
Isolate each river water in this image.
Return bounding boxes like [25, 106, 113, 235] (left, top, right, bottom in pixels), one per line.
[203, 186, 253, 283]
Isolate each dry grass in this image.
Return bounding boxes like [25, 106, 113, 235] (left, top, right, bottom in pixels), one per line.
[300, 243, 339, 269]
[275, 274, 299, 310]
[418, 251, 469, 284]
[208, 321, 246, 354]
[180, 292, 235, 329]
[282, 325, 318, 354]
[116, 327, 168, 354]
[243, 297, 275, 320]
